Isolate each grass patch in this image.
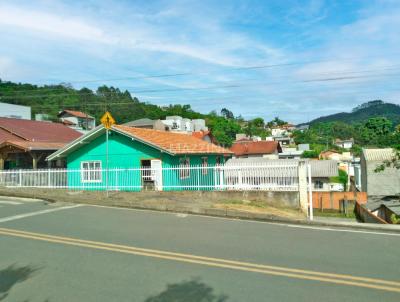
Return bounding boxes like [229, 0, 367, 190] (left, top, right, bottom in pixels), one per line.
[313, 209, 356, 219]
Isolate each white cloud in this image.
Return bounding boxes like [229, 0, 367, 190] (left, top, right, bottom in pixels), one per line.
[0, 4, 114, 44]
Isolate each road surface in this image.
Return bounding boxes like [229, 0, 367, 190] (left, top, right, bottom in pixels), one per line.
[0, 196, 399, 301]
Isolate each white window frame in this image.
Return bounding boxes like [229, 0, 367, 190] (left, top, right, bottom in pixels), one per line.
[201, 157, 208, 175]
[314, 180, 324, 189]
[81, 160, 102, 183]
[179, 157, 190, 179]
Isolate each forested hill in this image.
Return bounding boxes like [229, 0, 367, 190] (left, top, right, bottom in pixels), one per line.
[308, 100, 400, 126]
[0, 79, 205, 123]
[0, 79, 246, 146]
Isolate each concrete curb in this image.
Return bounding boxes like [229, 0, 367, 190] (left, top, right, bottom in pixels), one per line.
[2, 191, 400, 234]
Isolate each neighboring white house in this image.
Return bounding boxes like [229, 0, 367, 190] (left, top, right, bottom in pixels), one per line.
[271, 128, 288, 137]
[224, 158, 342, 192]
[279, 147, 303, 159]
[58, 110, 95, 133]
[334, 138, 354, 149]
[154, 116, 208, 133]
[0, 102, 31, 120]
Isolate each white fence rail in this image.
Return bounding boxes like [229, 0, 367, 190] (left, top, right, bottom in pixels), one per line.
[0, 164, 299, 191]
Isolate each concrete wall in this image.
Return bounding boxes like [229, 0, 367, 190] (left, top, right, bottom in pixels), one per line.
[0, 187, 300, 209]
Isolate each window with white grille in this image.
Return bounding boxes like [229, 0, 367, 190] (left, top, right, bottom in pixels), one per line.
[81, 161, 102, 183]
[201, 157, 208, 175]
[179, 158, 190, 179]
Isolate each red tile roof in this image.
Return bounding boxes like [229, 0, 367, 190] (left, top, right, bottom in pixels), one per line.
[0, 117, 81, 143]
[58, 110, 94, 119]
[0, 117, 82, 151]
[230, 141, 281, 156]
[113, 125, 232, 155]
[191, 130, 210, 139]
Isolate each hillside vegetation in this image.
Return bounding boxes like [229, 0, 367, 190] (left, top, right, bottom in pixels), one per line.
[309, 100, 400, 125]
[0, 80, 254, 146]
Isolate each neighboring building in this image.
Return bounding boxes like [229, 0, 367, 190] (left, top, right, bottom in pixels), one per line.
[230, 141, 282, 159]
[123, 118, 155, 129]
[273, 136, 292, 146]
[279, 144, 310, 159]
[35, 113, 51, 122]
[298, 144, 310, 151]
[224, 158, 341, 192]
[0, 117, 81, 169]
[271, 128, 288, 137]
[360, 148, 400, 196]
[279, 147, 303, 159]
[47, 125, 232, 191]
[0, 102, 31, 120]
[334, 138, 354, 149]
[124, 116, 208, 133]
[309, 160, 343, 191]
[161, 116, 193, 132]
[319, 150, 352, 161]
[58, 110, 96, 133]
[365, 197, 400, 223]
[235, 133, 247, 141]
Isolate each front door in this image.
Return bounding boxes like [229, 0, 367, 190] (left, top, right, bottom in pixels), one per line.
[150, 159, 163, 191]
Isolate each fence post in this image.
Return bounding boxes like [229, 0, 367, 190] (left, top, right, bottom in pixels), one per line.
[238, 169, 243, 190]
[219, 167, 224, 190]
[308, 163, 313, 221]
[214, 166, 217, 189]
[298, 162, 308, 215]
[48, 169, 51, 188]
[197, 166, 200, 191]
[19, 169, 22, 187]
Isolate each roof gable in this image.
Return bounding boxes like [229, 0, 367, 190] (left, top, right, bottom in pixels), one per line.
[48, 125, 232, 160]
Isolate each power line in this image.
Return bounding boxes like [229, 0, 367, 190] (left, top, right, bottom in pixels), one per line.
[1, 70, 400, 100]
[40, 51, 400, 85]
[3, 55, 400, 96]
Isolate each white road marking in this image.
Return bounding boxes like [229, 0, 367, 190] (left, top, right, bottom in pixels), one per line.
[0, 200, 23, 205]
[0, 204, 84, 223]
[86, 204, 400, 237]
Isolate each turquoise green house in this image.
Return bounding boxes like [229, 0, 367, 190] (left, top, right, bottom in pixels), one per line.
[47, 125, 232, 191]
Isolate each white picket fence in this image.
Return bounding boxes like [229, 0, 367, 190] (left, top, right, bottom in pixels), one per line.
[0, 164, 300, 191]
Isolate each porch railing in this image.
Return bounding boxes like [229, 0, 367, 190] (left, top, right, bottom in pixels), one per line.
[0, 164, 299, 192]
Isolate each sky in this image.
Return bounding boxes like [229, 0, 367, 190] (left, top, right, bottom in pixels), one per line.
[1, 0, 400, 123]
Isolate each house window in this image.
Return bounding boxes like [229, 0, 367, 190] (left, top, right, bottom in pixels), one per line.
[201, 157, 208, 175]
[216, 156, 222, 165]
[179, 157, 190, 179]
[314, 180, 324, 189]
[81, 161, 102, 183]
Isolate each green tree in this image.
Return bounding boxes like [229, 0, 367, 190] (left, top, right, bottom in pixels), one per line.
[220, 108, 234, 119]
[330, 169, 348, 191]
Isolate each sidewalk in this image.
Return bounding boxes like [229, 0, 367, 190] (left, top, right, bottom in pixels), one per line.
[1, 187, 399, 233]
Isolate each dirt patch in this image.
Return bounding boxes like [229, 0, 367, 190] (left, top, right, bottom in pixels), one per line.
[214, 202, 304, 219]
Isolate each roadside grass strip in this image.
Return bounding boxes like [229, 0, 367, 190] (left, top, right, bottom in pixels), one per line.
[0, 227, 399, 293]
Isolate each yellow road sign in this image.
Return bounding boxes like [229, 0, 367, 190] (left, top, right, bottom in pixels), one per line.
[100, 111, 116, 129]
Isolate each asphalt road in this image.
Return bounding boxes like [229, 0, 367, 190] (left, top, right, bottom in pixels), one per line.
[0, 196, 399, 302]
